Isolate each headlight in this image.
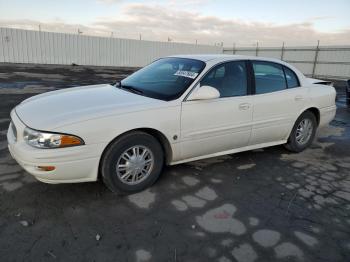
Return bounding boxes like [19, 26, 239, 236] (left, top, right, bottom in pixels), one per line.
[23, 127, 84, 149]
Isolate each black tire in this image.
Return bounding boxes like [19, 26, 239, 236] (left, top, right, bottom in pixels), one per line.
[101, 131, 164, 194]
[284, 111, 317, 153]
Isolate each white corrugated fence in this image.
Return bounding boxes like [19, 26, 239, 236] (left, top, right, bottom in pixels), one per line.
[0, 27, 222, 67]
[1, 27, 349, 80]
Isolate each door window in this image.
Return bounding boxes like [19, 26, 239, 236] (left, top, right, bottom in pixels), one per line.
[200, 61, 248, 97]
[253, 61, 287, 94]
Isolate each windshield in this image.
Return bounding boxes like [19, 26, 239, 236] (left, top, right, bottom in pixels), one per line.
[120, 57, 206, 101]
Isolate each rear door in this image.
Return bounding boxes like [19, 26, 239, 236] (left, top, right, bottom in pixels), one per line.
[249, 61, 308, 145]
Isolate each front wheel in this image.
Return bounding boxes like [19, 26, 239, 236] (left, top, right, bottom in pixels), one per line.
[101, 131, 164, 193]
[284, 111, 317, 153]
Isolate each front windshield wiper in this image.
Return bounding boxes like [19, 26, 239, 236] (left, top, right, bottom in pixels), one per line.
[114, 81, 144, 95]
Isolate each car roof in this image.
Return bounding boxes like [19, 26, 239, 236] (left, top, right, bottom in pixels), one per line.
[168, 54, 284, 64]
[167, 54, 307, 86]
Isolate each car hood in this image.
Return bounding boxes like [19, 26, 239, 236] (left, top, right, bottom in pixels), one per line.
[15, 84, 164, 130]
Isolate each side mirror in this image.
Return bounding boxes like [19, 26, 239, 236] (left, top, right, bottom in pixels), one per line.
[187, 85, 220, 101]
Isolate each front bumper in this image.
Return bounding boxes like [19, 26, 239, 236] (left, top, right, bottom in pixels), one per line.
[7, 110, 105, 184]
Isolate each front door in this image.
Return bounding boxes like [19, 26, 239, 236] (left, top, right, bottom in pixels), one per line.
[180, 60, 253, 160]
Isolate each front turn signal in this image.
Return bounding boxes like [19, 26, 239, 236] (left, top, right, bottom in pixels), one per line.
[60, 135, 84, 147]
[37, 166, 56, 171]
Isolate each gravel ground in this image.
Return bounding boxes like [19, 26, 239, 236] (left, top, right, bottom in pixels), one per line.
[0, 63, 349, 262]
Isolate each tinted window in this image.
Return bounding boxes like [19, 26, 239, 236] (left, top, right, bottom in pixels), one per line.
[284, 66, 299, 88]
[253, 61, 286, 94]
[121, 58, 205, 101]
[201, 61, 247, 97]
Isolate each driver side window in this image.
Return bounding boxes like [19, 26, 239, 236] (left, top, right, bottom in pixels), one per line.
[200, 61, 248, 98]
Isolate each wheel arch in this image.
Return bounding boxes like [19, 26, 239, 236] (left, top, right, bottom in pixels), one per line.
[98, 128, 173, 179]
[136, 128, 173, 165]
[286, 106, 320, 142]
[304, 107, 320, 126]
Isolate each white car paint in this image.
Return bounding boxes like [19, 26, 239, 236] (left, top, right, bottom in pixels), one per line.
[7, 55, 337, 184]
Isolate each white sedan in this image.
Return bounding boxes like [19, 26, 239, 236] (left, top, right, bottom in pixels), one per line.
[7, 55, 336, 193]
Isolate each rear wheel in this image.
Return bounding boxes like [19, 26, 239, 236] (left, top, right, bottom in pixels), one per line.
[284, 111, 317, 152]
[101, 131, 164, 193]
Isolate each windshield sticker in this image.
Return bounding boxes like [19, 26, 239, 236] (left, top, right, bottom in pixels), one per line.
[174, 70, 198, 79]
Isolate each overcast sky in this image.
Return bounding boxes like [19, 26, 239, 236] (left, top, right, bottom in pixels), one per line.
[0, 0, 349, 47]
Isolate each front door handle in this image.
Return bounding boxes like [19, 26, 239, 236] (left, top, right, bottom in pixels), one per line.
[295, 95, 304, 101]
[239, 103, 250, 110]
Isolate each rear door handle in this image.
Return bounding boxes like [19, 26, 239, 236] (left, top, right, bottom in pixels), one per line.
[295, 95, 304, 101]
[239, 103, 250, 110]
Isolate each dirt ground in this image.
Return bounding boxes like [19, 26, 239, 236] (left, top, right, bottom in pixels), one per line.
[0, 63, 349, 262]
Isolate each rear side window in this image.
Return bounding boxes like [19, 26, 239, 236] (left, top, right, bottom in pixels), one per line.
[284, 66, 299, 88]
[253, 61, 287, 94]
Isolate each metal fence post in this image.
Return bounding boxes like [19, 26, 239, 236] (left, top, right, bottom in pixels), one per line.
[346, 79, 350, 106]
[312, 40, 320, 78]
[281, 42, 285, 60]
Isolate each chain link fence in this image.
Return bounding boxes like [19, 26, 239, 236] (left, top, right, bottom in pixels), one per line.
[223, 44, 350, 81]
